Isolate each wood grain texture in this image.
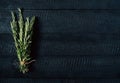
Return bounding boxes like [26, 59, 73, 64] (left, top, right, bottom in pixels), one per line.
[0, 78, 120, 83]
[0, 0, 120, 81]
[0, 56, 120, 78]
[1, 33, 120, 57]
[1, 10, 120, 33]
[0, 0, 120, 9]
[0, 10, 120, 78]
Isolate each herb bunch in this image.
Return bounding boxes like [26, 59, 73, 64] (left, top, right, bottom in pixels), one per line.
[10, 8, 35, 74]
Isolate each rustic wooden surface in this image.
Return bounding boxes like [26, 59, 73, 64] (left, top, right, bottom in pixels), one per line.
[1, 0, 120, 82]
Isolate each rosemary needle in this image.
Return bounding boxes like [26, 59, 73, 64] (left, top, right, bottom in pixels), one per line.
[10, 8, 35, 74]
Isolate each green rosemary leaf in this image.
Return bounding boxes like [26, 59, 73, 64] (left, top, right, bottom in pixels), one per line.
[18, 8, 24, 42]
[30, 16, 35, 30]
[10, 8, 35, 74]
[11, 12, 15, 21]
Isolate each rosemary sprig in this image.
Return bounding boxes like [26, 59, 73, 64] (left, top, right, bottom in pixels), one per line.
[10, 8, 35, 74]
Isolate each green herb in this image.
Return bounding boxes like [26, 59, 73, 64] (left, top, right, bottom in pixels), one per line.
[10, 8, 35, 74]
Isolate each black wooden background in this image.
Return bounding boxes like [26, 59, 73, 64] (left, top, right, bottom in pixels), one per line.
[1, 0, 120, 83]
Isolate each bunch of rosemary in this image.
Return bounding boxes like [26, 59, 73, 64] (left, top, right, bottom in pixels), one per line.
[10, 8, 35, 74]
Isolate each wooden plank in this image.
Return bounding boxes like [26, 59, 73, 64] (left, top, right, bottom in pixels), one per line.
[1, 78, 120, 83]
[0, 0, 120, 9]
[1, 34, 120, 57]
[0, 78, 120, 83]
[0, 56, 120, 78]
[1, 10, 120, 34]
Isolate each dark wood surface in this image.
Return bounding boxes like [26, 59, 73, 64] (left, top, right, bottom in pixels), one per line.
[1, 0, 120, 82]
[0, 0, 120, 9]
